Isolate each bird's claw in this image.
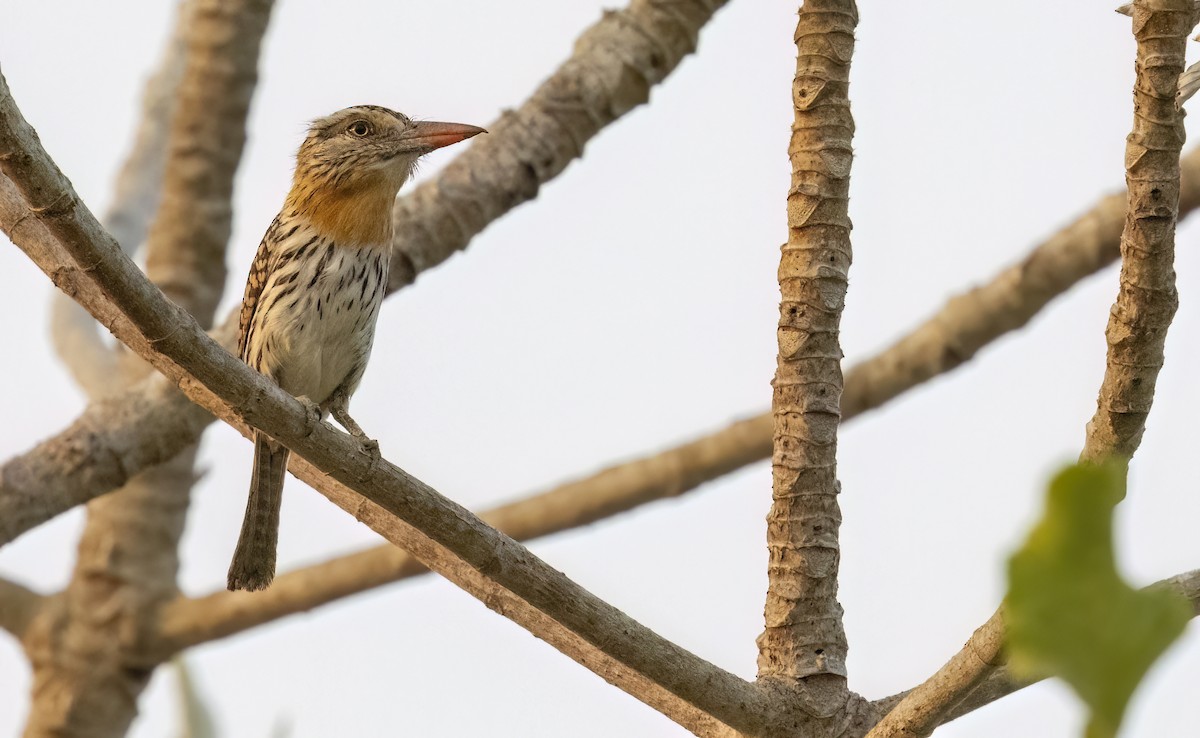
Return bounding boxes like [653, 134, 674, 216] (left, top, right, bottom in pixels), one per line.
[358, 436, 381, 460]
[297, 395, 322, 436]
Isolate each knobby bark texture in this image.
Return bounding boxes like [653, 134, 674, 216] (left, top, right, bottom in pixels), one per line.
[758, 0, 856, 695]
[8, 135, 1200, 549]
[387, 0, 729, 292]
[1081, 0, 1190, 462]
[0, 78, 775, 736]
[8, 0, 275, 735]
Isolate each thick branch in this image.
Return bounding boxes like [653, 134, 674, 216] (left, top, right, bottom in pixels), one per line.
[0, 74, 769, 735]
[0, 576, 44, 640]
[1081, 0, 1190, 461]
[49, 0, 192, 396]
[757, 0, 857, 689]
[387, 0, 729, 291]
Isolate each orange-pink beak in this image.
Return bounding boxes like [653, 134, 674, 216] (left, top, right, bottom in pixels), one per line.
[403, 121, 487, 152]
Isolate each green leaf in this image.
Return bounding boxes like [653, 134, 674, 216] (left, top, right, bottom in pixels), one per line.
[1006, 462, 1191, 738]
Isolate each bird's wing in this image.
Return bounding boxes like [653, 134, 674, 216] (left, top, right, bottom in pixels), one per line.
[237, 218, 279, 361]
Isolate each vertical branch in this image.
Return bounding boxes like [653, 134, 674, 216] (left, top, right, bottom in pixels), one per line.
[757, 0, 858, 688]
[143, 0, 273, 327]
[1081, 0, 1190, 462]
[868, 6, 1195, 736]
[48, 0, 192, 397]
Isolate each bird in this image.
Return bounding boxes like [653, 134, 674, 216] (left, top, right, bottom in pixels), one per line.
[227, 105, 484, 591]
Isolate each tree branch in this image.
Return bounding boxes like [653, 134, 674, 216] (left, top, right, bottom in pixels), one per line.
[862, 609, 1004, 738]
[1081, 0, 1190, 462]
[3, 134, 1193, 549]
[0, 575, 44, 640]
[14, 1, 275, 734]
[757, 0, 857, 691]
[871, 569, 1200, 730]
[870, 8, 1196, 732]
[0, 0, 736, 547]
[142, 0, 272, 326]
[0, 73, 771, 736]
[48, 0, 193, 397]
[386, 0, 730, 291]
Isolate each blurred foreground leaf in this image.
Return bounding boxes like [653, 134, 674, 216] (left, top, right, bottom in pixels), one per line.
[1006, 462, 1191, 738]
[173, 656, 216, 738]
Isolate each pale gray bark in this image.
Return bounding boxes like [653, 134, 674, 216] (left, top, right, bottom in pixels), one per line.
[48, 0, 191, 397]
[387, 0, 730, 292]
[0, 0, 736, 550]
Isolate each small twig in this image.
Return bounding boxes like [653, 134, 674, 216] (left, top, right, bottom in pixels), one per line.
[0, 575, 44, 640]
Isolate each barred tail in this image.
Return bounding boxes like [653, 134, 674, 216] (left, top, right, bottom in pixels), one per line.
[227, 433, 289, 591]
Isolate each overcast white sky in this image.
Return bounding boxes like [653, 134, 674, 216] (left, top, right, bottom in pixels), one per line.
[1, 1, 1198, 736]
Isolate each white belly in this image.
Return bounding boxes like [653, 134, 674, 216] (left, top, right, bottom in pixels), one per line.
[254, 241, 388, 405]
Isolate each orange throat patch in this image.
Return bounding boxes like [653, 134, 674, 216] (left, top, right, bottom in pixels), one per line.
[286, 171, 396, 247]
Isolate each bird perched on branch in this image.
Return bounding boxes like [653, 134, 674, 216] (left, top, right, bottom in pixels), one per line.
[228, 106, 484, 591]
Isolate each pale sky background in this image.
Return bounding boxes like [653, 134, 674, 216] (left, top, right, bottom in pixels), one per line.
[1, 1, 1198, 736]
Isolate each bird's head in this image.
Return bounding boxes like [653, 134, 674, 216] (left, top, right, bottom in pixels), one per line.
[294, 105, 484, 192]
[287, 105, 484, 246]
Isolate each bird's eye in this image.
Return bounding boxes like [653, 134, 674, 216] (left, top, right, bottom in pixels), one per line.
[347, 120, 371, 137]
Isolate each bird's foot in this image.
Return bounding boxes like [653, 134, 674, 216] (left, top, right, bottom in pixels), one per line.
[296, 395, 322, 436]
[329, 399, 380, 460]
[356, 435, 381, 460]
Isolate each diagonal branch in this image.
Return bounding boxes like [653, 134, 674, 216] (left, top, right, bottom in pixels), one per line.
[0, 72, 770, 736]
[169, 164, 1177, 643]
[386, 0, 730, 291]
[757, 0, 857, 692]
[0, 575, 44, 640]
[2, 135, 1194, 551]
[870, 569, 1200, 731]
[862, 609, 1005, 738]
[0, 0, 734, 548]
